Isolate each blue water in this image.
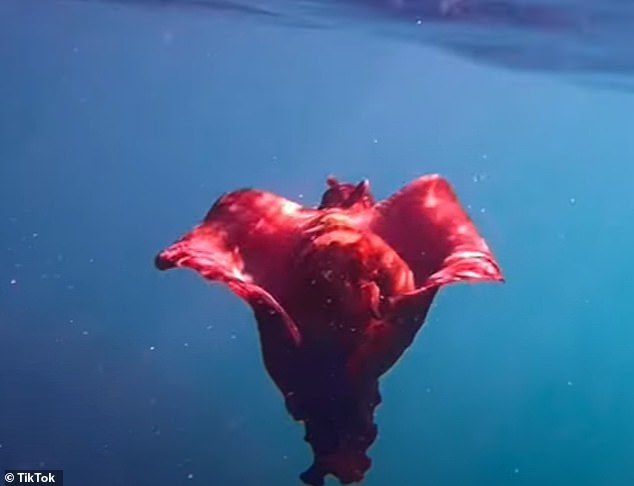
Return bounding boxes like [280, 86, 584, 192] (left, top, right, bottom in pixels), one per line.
[2, 0, 634, 485]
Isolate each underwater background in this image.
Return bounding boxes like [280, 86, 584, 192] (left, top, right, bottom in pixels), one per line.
[2, 0, 634, 485]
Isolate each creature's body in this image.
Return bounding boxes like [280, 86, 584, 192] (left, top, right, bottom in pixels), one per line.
[155, 175, 503, 485]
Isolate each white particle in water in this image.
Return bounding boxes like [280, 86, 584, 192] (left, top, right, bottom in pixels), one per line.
[82, 331, 88, 336]
[230, 334, 237, 340]
[10, 279, 16, 285]
[569, 197, 576, 205]
[480, 208, 487, 213]
[206, 325, 213, 330]
[514, 468, 519, 474]
[150, 346, 155, 351]
[187, 473, 194, 480]
[298, 193, 304, 199]
[184, 342, 189, 347]
[416, 19, 422, 25]
[373, 138, 378, 144]
[567, 380, 573, 386]
[32, 232, 39, 238]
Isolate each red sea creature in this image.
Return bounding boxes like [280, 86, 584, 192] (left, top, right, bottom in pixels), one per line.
[155, 174, 503, 485]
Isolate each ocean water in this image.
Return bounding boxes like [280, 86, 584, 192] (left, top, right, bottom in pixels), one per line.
[2, 1, 634, 485]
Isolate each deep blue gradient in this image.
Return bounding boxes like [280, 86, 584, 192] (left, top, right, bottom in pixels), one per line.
[2, 1, 634, 485]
